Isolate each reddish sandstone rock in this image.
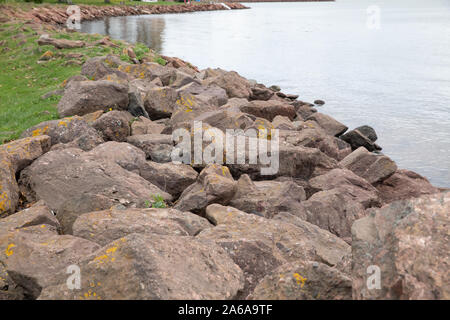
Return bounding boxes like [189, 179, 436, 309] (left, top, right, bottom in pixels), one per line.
[352, 192, 449, 300]
[241, 100, 296, 122]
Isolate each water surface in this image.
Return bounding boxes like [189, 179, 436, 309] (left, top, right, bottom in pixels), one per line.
[81, 0, 450, 187]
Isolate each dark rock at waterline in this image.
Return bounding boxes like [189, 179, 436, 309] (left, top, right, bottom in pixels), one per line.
[340, 126, 381, 152]
[314, 99, 325, 105]
[127, 91, 149, 118]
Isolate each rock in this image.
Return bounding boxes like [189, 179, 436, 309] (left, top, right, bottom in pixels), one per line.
[140, 161, 198, 198]
[250, 86, 274, 101]
[191, 108, 253, 132]
[306, 113, 348, 137]
[340, 125, 381, 151]
[57, 80, 129, 117]
[229, 174, 306, 219]
[0, 225, 100, 299]
[41, 89, 63, 99]
[130, 116, 165, 135]
[203, 70, 252, 99]
[374, 169, 439, 204]
[21, 117, 103, 151]
[73, 207, 212, 246]
[126, 134, 173, 162]
[118, 62, 176, 86]
[18, 148, 172, 233]
[92, 111, 132, 142]
[269, 85, 281, 92]
[199, 204, 350, 267]
[228, 145, 338, 181]
[279, 127, 352, 161]
[0, 136, 51, 217]
[127, 90, 149, 118]
[248, 261, 352, 300]
[37, 34, 85, 49]
[0, 201, 60, 234]
[292, 101, 317, 120]
[38, 233, 244, 300]
[314, 99, 325, 106]
[170, 93, 218, 125]
[176, 82, 228, 107]
[174, 165, 236, 215]
[340, 147, 397, 184]
[298, 189, 366, 243]
[352, 192, 449, 299]
[272, 115, 295, 130]
[240, 100, 296, 122]
[169, 69, 200, 88]
[308, 168, 381, 208]
[144, 86, 178, 120]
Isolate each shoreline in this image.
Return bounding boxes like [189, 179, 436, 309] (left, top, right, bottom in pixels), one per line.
[0, 3, 249, 25]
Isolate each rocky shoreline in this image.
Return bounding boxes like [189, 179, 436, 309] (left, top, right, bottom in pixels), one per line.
[1, 3, 249, 26]
[0, 12, 448, 300]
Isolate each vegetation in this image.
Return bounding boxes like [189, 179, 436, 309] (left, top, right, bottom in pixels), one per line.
[146, 194, 167, 208]
[0, 21, 166, 144]
[0, 0, 182, 6]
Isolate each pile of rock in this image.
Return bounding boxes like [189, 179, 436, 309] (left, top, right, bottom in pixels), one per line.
[0, 54, 447, 300]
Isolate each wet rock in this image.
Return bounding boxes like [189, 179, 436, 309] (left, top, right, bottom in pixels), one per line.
[38, 233, 244, 300]
[352, 192, 449, 299]
[314, 99, 325, 106]
[374, 169, 439, 204]
[340, 125, 381, 151]
[340, 147, 397, 184]
[73, 207, 212, 246]
[248, 261, 352, 300]
[229, 174, 306, 219]
[306, 113, 348, 137]
[18, 148, 172, 233]
[21, 117, 103, 151]
[57, 80, 129, 117]
[174, 165, 236, 215]
[240, 100, 296, 122]
[92, 110, 132, 142]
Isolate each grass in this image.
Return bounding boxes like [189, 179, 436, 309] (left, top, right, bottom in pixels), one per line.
[145, 194, 167, 208]
[0, 20, 165, 144]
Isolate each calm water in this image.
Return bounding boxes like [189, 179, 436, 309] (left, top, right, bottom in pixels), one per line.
[81, 0, 450, 187]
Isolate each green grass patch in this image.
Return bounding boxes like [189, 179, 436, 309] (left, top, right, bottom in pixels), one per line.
[0, 1, 183, 6]
[0, 21, 165, 144]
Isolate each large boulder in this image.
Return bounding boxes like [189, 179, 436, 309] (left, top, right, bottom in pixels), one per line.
[92, 111, 132, 142]
[170, 93, 218, 125]
[174, 165, 236, 215]
[81, 55, 128, 81]
[248, 261, 352, 300]
[240, 100, 296, 122]
[18, 148, 172, 233]
[126, 134, 174, 162]
[203, 70, 252, 99]
[130, 116, 165, 135]
[352, 192, 449, 300]
[57, 80, 129, 117]
[144, 86, 178, 120]
[21, 117, 104, 151]
[0, 136, 51, 217]
[0, 225, 100, 299]
[176, 82, 228, 107]
[38, 233, 244, 300]
[306, 113, 348, 137]
[340, 125, 381, 151]
[340, 147, 397, 184]
[374, 169, 439, 204]
[118, 62, 176, 86]
[140, 161, 198, 198]
[229, 174, 306, 219]
[72, 207, 212, 246]
[308, 168, 381, 208]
